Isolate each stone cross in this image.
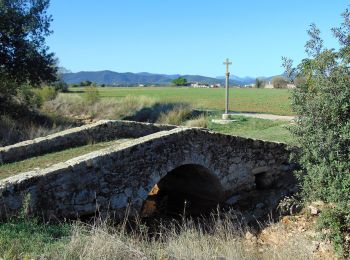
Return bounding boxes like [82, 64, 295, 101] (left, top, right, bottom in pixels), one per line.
[223, 58, 232, 118]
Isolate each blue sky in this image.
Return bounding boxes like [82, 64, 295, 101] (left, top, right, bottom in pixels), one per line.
[47, 1, 348, 77]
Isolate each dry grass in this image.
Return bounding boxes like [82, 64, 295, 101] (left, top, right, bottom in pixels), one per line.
[44, 94, 197, 126]
[0, 114, 71, 146]
[157, 105, 193, 125]
[48, 213, 315, 259]
[0, 209, 332, 259]
[185, 114, 208, 128]
[43, 94, 158, 121]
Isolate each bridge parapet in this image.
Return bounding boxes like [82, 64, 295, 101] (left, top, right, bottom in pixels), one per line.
[0, 120, 176, 164]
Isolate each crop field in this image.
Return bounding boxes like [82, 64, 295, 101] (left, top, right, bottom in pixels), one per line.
[69, 87, 293, 115]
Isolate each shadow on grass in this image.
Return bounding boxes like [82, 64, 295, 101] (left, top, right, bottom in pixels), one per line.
[123, 102, 204, 123]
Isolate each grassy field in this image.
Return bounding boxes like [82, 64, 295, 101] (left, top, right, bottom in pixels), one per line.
[208, 116, 294, 144]
[0, 139, 131, 179]
[68, 87, 293, 115]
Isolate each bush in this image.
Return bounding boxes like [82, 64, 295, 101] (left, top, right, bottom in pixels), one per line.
[16, 85, 44, 108]
[36, 86, 58, 102]
[284, 10, 350, 257]
[286, 15, 350, 204]
[51, 80, 68, 92]
[317, 205, 350, 257]
[84, 86, 100, 104]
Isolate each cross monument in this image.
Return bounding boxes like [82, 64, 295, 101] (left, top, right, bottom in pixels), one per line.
[222, 58, 232, 120]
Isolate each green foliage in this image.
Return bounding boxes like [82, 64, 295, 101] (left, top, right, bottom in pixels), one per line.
[0, 0, 56, 89]
[16, 85, 44, 108]
[84, 86, 100, 104]
[285, 10, 350, 205]
[317, 205, 350, 257]
[80, 80, 93, 86]
[171, 77, 188, 86]
[35, 86, 58, 103]
[51, 80, 69, 92]
[284, 9, 350, 256]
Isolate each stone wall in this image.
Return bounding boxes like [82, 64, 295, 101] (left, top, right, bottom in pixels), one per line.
[0, 127, 294, 221]
[0, 120, 176, 164]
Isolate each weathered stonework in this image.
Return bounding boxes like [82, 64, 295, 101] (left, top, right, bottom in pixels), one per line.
[0, 127, 294, 221]
[0, 120, 176, 164]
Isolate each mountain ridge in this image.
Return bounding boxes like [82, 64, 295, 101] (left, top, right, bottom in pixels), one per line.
[60, 70, 275, 86]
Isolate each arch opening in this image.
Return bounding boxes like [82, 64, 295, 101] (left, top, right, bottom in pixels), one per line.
[141, 164, 224, 218]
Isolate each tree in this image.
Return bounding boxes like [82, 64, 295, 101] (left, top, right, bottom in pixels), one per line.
[271, 76, 288, 88]
[171, 77, 187, 86]
[255, 78, 266, 88]
[80, 80, 92, 87]
[0, 0, 56, 97]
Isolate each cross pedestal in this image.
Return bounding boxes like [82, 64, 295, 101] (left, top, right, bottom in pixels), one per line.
[222, 113, 230, 120]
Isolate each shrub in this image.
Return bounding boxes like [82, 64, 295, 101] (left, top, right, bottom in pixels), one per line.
[16, 85, 44, 108]
[36, 86, 58, 102]
[84, 86, 100, 104]
[317, 205, 350, 257]
[283, 9, 350, 257]
[285, 14, 350, 204]
[271, 76, 288, 89]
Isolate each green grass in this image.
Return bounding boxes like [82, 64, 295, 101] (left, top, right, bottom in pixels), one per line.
[68, 87, 293, 115]
[208, 116, 294, 144]
[0, 218, 71, 259]
[0, 139, 132, 180]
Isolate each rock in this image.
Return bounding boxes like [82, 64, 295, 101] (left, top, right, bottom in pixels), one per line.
[245, 231, 255, 241]
[308, 205, 319, 215]
[277, 196, 302, 216]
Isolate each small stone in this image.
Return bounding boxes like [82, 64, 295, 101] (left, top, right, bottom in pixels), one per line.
[245, 231, 254, 240]
[308, 205, 319, 215]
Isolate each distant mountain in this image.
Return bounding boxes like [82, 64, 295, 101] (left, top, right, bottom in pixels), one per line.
[60, 70, 273, 86]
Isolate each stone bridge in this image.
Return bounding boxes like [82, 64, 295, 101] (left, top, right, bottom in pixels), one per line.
[0, 121, 295, 220]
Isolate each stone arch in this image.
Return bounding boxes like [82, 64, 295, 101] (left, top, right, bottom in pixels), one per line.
[141, 163, 224, 217]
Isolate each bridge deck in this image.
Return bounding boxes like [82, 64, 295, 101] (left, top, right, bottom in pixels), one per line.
[0, 138, 133, 180]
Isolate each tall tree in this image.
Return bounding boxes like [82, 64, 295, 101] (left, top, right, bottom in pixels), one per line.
[0, 0, 56, 97]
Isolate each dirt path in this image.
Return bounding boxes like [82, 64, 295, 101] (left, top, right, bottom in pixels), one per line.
[229, 112, 296, 121]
